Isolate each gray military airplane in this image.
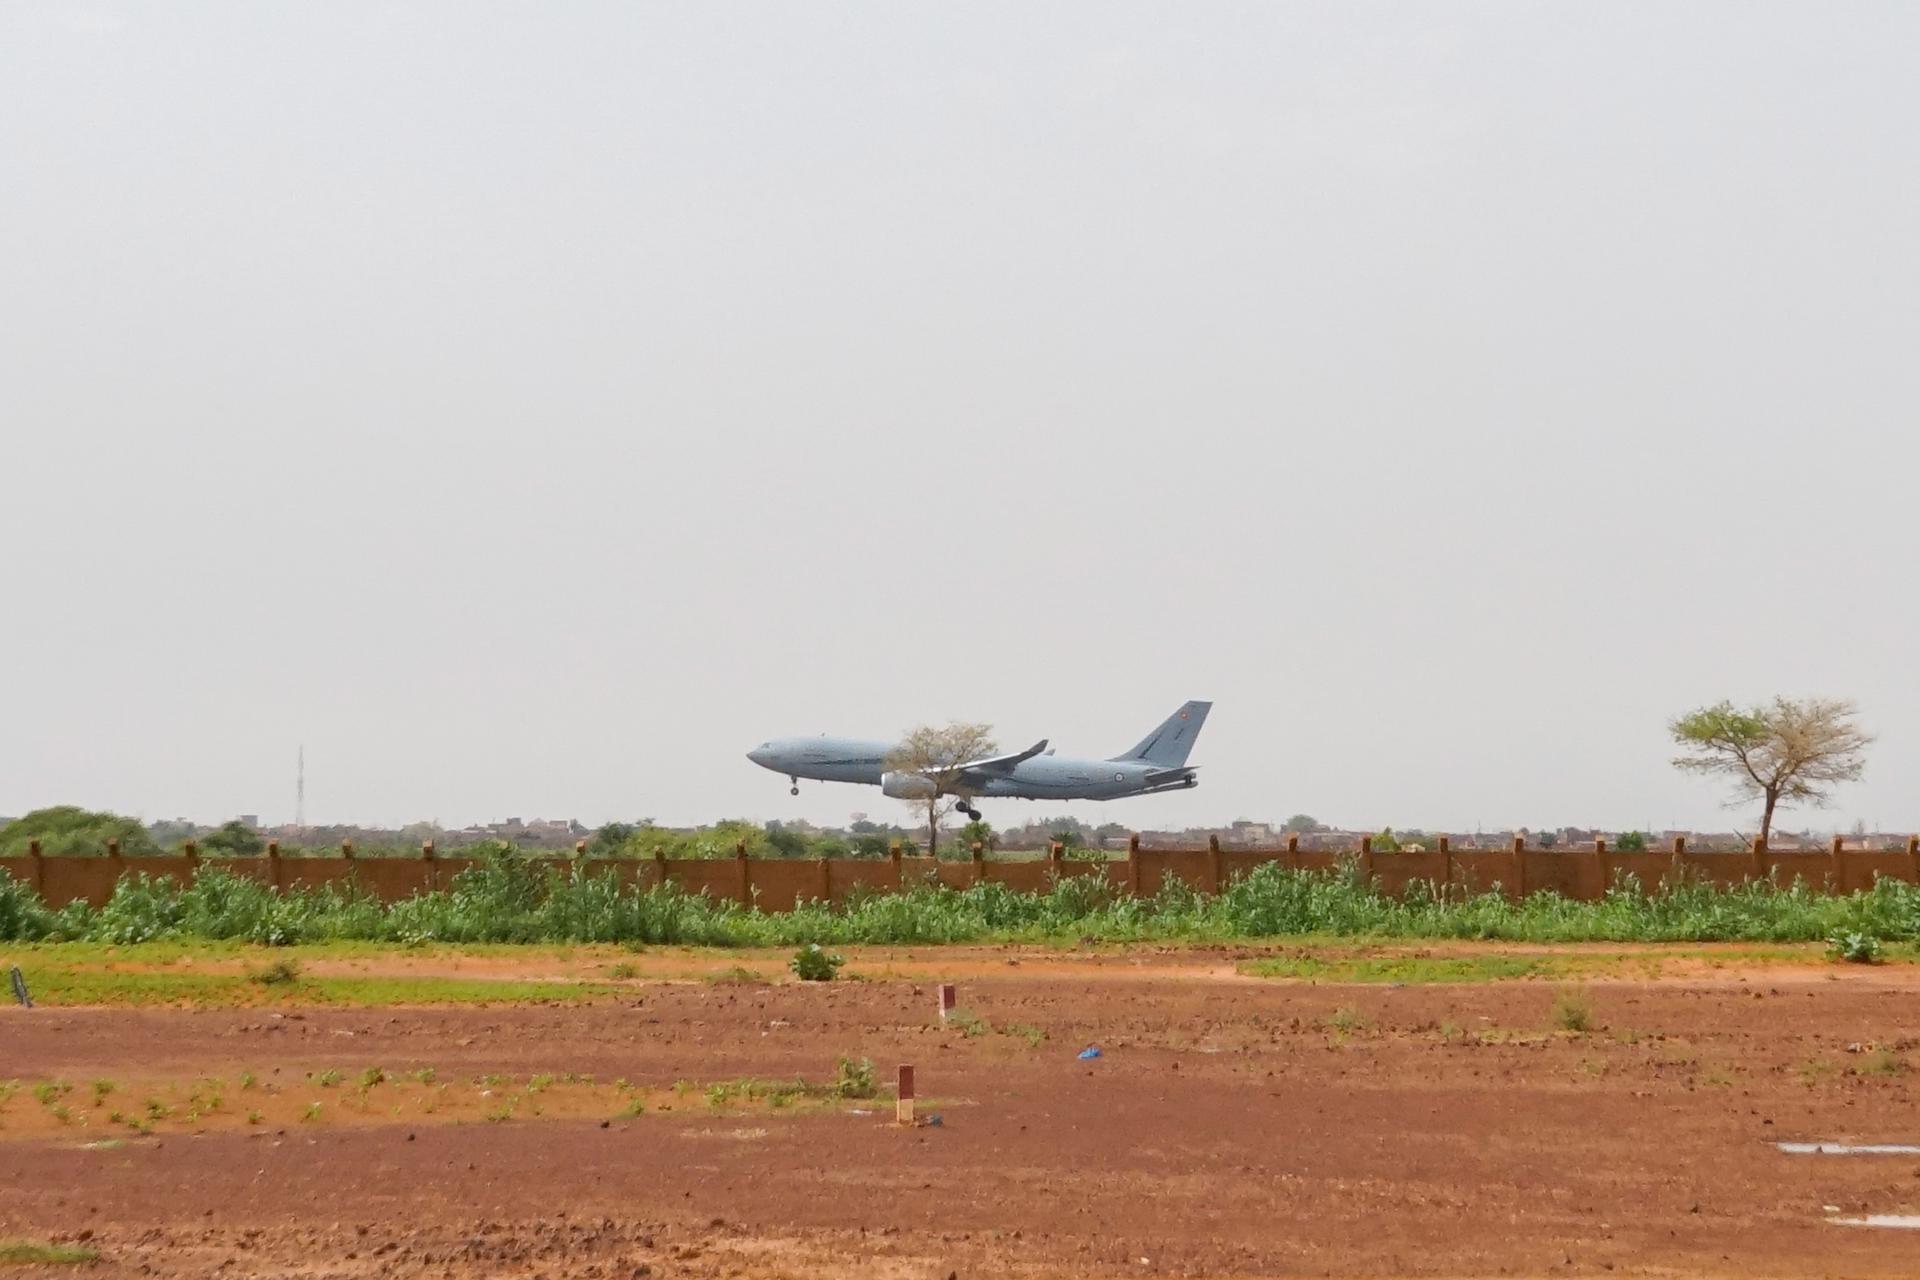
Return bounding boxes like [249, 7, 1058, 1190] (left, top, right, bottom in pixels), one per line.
[746, 701, 1211, 820]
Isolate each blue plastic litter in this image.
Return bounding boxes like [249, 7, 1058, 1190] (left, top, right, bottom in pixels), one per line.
[1077, 1046, 1102, 1060]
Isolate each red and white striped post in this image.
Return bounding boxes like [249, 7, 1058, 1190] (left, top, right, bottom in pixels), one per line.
[896, 1064, 915, 1125]
[938, 983, 956, 1023]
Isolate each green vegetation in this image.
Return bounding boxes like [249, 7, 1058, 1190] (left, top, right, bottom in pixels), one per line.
[1241, 953, 1574, 984]
[8, 849, 1920, 952]
[1551, 988, 1594, 1033]
[0, 806, 156, 858]
[199, 820, 265, 857]
[0, 952, 615, 1008]
[946, 1008, 989, 1037]
[247, 957, 302, 985]
[0, 1241, 97, 1266]
[1827, 931, 1882, 964]
[833, 1056, 876, 1100]
[788, 944, 843, 981]
[1325, 1005, 1367, 1035]
[1615, 831, 1648, 852]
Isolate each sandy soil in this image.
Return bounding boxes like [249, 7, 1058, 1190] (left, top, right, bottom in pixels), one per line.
[3, 946, 1918, 1277]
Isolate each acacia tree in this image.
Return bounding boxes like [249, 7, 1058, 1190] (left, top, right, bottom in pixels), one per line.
[883, 722, 997, 857]
[1669, 697, 1873, 847]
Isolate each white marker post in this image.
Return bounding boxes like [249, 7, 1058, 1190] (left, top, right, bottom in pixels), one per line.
[896, 1064, 915, 1126]
[938, 983, 956, 1023]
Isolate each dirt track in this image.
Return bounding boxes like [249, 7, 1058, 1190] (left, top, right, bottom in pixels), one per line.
[3, 945, 1918, 1277]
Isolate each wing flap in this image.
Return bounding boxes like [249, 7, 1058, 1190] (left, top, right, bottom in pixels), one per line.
[949, 738, 1048, 778]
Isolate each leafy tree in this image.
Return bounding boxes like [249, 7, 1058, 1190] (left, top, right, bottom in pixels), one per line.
[0, 806, 157, 857]
[1537, 830, 1559, 849]
[589, 822, 636, 855]
[1283, 814, 1320, 834]
[764, 826, 810, 859]
[200, 820, 264, 857]
[1670, 698, 1873, 847]
[1615, 831, 1648, 852]
[958, 818, 995, 852]
[1371, 828, 1401, 853]
[883, 722, 997, 857]
[851, 833, 893, 858]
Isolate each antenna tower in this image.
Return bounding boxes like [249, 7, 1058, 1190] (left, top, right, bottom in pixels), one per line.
[296, 745, 306, 830]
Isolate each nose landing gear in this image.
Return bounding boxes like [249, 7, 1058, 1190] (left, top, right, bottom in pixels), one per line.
[789, 778, 800, 796]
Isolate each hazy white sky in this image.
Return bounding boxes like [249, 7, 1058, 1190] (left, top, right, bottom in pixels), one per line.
[4, 3, 1916, 835]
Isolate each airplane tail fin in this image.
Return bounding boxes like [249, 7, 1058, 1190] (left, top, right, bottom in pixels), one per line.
[1113, 700, 1212, 767]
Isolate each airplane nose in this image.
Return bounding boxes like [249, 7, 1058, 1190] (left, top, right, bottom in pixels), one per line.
[747, 747, 770, 767]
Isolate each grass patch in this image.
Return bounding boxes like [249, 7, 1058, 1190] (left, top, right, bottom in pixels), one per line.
[834, 1056, 876, 1100]
[0, 958, 618, 1008]
[247, 957, 302, 986]
[0, 1241, 97, 1266]
[1855, 1047, 1906, 1077]
[1242, 953, 1574, 984]
[1325, 1005, 1367, 1035]
[706, 965, 768, 986]
[946, 1008, 989, 1038]
[1551, 988, 1594, 1034]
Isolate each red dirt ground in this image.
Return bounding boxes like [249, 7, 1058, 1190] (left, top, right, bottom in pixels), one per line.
[3, 946, 1919, 1278]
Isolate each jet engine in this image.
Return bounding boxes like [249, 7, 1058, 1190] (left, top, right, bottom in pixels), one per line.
[880, 771, 937, 800]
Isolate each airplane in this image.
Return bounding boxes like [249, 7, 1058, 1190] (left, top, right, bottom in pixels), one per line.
[746, 701, 1211, 820]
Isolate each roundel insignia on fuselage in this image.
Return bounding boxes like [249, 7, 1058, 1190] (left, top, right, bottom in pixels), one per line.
[1113, 771, 1124, 782]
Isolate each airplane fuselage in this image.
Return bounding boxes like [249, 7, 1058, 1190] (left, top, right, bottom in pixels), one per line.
[746, 736, 1197, 802]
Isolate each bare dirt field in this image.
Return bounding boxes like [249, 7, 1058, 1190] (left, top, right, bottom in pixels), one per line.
[3, 942, 1918, 1278]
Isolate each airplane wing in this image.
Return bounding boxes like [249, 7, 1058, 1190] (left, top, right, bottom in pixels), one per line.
[947, 739, 1048, 780]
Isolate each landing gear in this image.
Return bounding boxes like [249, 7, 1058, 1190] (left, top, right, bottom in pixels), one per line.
[960, 804, 982, 821]
[789, 778, 800, 797]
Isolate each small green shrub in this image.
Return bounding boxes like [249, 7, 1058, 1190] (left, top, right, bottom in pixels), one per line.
[789, 944, 843, 982]
[1551, 988, 1593, 1033]
[1827, 932, 1882, 964]
[833, 1056, 876, 1100]
[247, 958, 302, 986]
[1325, 1005, 1365, 1034]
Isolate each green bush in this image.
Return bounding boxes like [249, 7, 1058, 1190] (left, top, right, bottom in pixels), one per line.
[833, 1056, 876, 1099]
[1826, 931, 1882, 964]
[789, 944, 844, 981]
[8, 849, 1920, 948]
[0, 806, 156, 858]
